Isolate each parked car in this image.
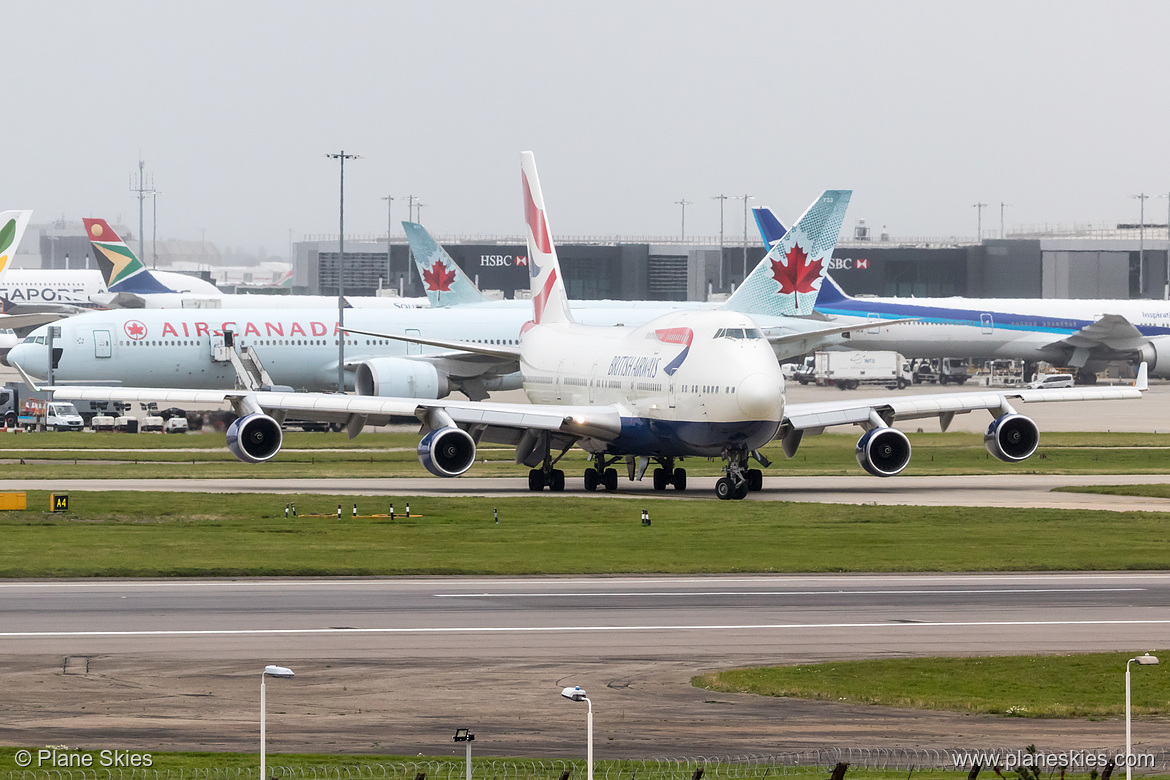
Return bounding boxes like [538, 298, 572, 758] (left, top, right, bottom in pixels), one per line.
[1027, 373, 1076, 389]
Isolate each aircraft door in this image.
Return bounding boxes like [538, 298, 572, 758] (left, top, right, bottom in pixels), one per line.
[406, 328, 421, 356]
[555, 360, 567, 402]
[94, 330, 112, 359]
[588, 363, 599, 404]
[867, 313, 881, 335]
[981, 313, 994, 335]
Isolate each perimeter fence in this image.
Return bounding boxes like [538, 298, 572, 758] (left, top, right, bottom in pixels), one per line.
[8, 749, 1170, 780]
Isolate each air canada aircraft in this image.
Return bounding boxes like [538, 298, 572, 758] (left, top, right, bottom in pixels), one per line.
[754, 206, 1170, 381]
[19, 153, 1146, 499]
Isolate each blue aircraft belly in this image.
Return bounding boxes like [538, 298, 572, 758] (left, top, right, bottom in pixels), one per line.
[605, 417, 780, 457]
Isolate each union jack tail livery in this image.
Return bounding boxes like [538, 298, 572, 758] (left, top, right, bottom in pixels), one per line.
[724, 190, 850, 318]
[0, 210, 33, 281]
[83, 218, 175, 294]
[402, 221, 488, 307]
[521, 151, 573, 326]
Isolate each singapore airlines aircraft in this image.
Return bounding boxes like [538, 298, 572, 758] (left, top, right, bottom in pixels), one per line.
[20, 153, 1146, 499]
[754, 206, 1170, 381]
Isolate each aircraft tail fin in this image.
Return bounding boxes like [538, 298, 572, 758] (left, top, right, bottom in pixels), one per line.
[83, 218, 176, 294]
[815, 273, 852, 307]
[723, 190, 851, 317]
[520, 151, 573, 325]
[0, 210, 33, 281]
[403, 221, 488, 307]
[752, 207, 788, 248]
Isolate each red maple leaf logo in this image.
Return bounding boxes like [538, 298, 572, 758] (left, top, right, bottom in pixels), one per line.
[423, 261, 457, 292]
[771, 243, 822, 295]
[124, 320, 147, 340]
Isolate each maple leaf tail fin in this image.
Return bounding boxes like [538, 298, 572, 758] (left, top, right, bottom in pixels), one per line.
[521, 151, 574, 326]
[722, 189, 851, 317]
[402, 221, 489, 307]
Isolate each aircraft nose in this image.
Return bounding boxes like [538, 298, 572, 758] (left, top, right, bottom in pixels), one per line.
[8, 343, 44, 377]
[736, 372, 783, 420]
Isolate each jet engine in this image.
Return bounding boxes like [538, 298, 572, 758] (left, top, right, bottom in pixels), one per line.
[226, 413, 284, 463]
[1136, 336, 1170, 376]
[355, 357, 450, 399]
[417, 426, 477, 477]
[984, 413, 1039, 463]
[855, 427, 912, 477]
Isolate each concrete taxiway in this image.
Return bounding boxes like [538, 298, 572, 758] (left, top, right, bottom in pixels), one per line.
[2, 574, 1170, 755]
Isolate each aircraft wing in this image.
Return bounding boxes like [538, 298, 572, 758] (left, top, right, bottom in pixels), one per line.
[783, 366, 1145, 434]
[0, 312, 79, 334]
[30, 380, 624, 442]
[1046, 313, 1149, 351]
[764, 318, 918, 359]
[342, 326, 522, 360]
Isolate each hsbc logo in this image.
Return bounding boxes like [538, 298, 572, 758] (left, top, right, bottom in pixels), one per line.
[479, 254, 529, 267]
[829, 257, 870, 270]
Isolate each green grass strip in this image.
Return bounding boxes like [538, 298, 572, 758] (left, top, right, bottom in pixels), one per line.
[694, 652, 1170, 718]
[1, 491, 1170, 576]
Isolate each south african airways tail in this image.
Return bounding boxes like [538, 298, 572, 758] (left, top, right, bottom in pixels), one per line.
[82, 218, 177, 294]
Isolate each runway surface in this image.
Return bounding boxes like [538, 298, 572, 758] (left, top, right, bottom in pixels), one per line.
[3, 473, 1170, 511]
[3, 574, 1170, 755]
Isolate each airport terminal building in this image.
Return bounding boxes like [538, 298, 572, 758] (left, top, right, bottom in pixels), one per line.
[292, 224, 1170, 302]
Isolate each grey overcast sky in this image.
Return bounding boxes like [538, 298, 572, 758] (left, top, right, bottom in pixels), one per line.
[6, 1, 1170, 256]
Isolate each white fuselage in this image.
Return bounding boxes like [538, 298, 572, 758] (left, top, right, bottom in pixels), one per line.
[820, 290, 1170, 365]
[10, 304, 786, 394]
[0, 269, 220, 307]
[520, 310, 785, 457]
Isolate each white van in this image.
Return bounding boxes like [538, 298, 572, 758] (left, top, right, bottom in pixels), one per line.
[1027, 373, 1076, 390]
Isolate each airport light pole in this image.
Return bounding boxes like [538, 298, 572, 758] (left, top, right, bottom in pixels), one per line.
[1158, 193, 1170, 299]
[1126, 654, 1158, 780]
[260, 665, 294, 780]
[732, 195, 754, 286]
[402, 195, 419, 291]
[973, 202, 987, 241]
[1000, 202, 1011, 240]
[1133, 193, 1148, 296]
[151, 190, 163, 269]
[383, 195, 395, 291]
[453, 729, 474, 780]
[675, 199, 691, 240]
[712, 194, 728, 291]
[327, 151, 361, 392]
[560, 686, 592, 780]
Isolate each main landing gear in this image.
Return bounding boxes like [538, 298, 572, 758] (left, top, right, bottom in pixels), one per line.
[583, 456, 621, 492]
[715, 449, 767, 500]
[650, 457, 687, 492]
[526, 433, 571, 492]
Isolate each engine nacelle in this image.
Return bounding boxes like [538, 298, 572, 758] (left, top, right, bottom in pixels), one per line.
[417, 426, 477, 477]
[984, 413, 1039, 463]
[1137, 336, 1170, 376]
[226, 413, 284, 464]
[855, 427, 912, 477]
[355, 357, 450, 399]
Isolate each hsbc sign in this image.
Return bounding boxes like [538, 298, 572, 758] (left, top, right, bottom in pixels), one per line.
[479, 254, 529, 267]
[829, 257, 870, 270]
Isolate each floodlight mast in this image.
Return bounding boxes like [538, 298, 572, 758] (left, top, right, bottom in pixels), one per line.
[1126, 653, 1158, 780]
[560, 687, 592, 780]
[261, 665, 295, 780]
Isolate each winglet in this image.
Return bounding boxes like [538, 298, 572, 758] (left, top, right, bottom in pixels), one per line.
[1136, 361, 1149, 391]
[11, 361, 43, 392]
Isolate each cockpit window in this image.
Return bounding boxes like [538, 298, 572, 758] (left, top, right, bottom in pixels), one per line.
[714, 327, 765, 340]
